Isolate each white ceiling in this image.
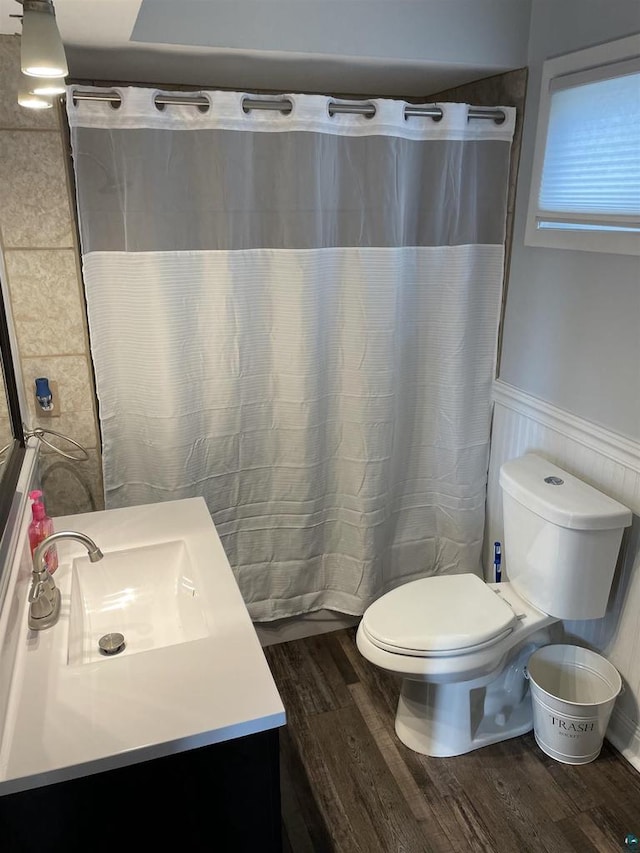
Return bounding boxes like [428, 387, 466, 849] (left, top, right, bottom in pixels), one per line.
[0, 0, 532, 96]
[0, 1, 135, 45]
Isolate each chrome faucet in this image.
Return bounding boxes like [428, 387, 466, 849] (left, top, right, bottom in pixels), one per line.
[28, 531, 104, 631]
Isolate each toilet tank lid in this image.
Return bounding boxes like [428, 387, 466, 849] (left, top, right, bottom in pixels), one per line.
[499, 453, 632, 531]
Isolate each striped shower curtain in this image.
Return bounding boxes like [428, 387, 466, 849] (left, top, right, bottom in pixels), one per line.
[67, 88, 514, 621]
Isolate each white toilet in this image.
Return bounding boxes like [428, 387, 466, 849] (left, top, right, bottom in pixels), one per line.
[356, 453, 632, 757]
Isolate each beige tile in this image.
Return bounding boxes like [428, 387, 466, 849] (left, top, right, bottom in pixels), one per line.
[5, 249, 86, 356]
[14, 318, 87, 358]
[22, 354, 94, 415]
[0, 416, 12, 450]
[0, 131, 73, 248]
[38, 448, 105, 517]
[0, 35, 59, 131]
[0, 384, 9, 420]
[27, 410, 99, 454]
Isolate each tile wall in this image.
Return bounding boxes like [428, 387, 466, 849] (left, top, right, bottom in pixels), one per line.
[0, 35, 103, 516]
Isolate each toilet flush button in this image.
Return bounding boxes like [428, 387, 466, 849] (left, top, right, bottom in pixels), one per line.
[544, 476, 564, 485]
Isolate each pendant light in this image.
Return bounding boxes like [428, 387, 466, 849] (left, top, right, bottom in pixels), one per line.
[18, 72, 53, 109]
[29, 74, 66, 96]
[20, 0, 68, 78]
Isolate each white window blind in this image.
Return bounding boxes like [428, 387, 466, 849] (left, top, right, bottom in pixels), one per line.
[540, 68, 640, 226]
[525, 35, 640, 255]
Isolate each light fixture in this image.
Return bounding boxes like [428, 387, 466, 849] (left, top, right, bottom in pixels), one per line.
[20, 0, 68, 78]
[18, 71, 53, 109]
[29, 73, 66, 96]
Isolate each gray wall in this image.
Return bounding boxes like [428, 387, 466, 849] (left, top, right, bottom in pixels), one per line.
[68, 0, 532, 97]
[499, 0, 640, 440]
[133, 0, 531, 67]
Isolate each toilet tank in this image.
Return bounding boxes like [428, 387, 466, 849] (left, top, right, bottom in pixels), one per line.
[499, 453, 632, 620]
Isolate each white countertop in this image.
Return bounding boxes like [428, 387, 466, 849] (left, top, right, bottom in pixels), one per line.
[0, 497, 286, 796]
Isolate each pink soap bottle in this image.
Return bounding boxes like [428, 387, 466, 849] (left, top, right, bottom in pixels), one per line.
[28, 490, 58, 574]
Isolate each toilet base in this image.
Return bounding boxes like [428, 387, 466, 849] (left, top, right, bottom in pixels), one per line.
[394, 642, 539, 757]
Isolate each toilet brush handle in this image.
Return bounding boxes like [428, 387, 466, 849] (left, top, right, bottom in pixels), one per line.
[493, 541, 501, 583]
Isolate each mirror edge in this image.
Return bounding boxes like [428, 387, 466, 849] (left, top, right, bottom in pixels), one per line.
[0, 265, 27, 606]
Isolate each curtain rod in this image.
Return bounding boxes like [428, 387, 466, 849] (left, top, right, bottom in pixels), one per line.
[69, 90, 507, 124]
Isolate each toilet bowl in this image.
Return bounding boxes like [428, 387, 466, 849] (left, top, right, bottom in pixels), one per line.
[356, 575, 558, 756]
[356, 453, 632, 758]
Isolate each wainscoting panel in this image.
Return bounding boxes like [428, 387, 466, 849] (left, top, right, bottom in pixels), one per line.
[487, 381, 640, 771]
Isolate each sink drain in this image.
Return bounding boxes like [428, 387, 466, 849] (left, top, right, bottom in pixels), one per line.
[98, 632, 126, 656]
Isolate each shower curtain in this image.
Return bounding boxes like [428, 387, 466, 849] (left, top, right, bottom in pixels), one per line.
[67, 87, 515, 621]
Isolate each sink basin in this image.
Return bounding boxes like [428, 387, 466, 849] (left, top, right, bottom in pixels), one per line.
[68, 539, 212, 665]
[0, 497, 285, 798]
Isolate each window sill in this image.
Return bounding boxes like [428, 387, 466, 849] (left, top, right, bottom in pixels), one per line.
[524, 224, 640, 256]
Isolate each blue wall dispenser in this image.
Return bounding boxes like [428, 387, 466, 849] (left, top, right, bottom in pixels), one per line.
[34, 377, 54, 413]
[493, 541, 502, 583]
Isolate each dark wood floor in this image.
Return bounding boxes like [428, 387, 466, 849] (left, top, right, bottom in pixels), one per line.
[264, 627, 640, 853]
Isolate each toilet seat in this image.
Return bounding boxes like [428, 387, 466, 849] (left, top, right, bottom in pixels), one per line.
[361, 573, 517, 658]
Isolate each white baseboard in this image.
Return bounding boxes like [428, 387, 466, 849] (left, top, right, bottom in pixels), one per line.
[607, 707, 640, 772]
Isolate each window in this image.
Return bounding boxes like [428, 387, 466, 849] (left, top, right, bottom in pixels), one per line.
[525, 34, 640, 255]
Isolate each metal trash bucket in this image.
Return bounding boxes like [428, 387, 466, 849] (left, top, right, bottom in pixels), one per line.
[526, 644, 622, 765]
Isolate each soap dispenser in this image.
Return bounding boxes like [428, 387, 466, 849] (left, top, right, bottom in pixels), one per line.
[28, 490, 58, 574]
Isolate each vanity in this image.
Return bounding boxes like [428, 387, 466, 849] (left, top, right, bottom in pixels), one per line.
[0, 493, 286, 851]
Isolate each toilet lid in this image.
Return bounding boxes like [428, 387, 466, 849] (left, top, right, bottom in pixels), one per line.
[362, 574, 517, 655]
